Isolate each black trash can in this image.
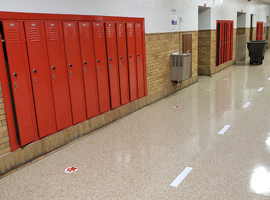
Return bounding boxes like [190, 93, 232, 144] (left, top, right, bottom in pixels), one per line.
[247, 40, 268, 64]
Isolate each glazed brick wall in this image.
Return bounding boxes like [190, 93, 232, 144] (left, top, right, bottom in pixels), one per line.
[0, 84, 10, 156]
[145, 31, 198, 95]
[198, 30, 216, 75]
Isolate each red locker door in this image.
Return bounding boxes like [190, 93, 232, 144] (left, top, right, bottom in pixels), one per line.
[62, 22, 86, 124]
[92, 22, 111, 114]
[116, 22, 130, 105]
[78, 22, 100, 118]
[24, 21, 56, 138]
[219, 22, 224, 65]
[126, 22, 138, 101]
[226, 23, 230, 62]
[105, 22, 121, 109]
[44, 21, 72, 130]
[2, 21, 38, 146]
[135, 23, 145, 98]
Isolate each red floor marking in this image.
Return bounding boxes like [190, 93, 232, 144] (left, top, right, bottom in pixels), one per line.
[65, 166, 78, 173]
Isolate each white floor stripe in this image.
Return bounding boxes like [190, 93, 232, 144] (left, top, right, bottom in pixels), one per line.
[243, 102, 251, 108]
[170, 167, 193, 187]
[218, 125, 230, 135]
[258, 87, 264, 91]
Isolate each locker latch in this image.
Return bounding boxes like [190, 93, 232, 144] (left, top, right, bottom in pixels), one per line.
[97, 66, 100, 72]
[120, 62, 122, 68]
[14, 82, 17, 90]
[137, 59, 139, 64]
[110, 64, 112, 70]
[70, 71, 72, 78]
[34, 77, 37, 85]
[84, 68, 87, 75]
[53, 74, 55, 81]
[13, 72, 17, 78]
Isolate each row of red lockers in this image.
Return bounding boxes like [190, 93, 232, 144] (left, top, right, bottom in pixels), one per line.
[217, 21, 234, 66]
[1, 20, 146, 147]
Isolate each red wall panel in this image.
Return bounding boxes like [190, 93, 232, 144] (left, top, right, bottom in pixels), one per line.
[78, 22, 100, 118]
[92, 22, 111, 114]
[2, 21, 38, 146]
[116, 22, 130, 105]
[62, 21, 86, 124]
[44, 21, 72, 131]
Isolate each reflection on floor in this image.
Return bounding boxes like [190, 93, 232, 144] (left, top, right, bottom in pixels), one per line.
[2, 50, 270, 199]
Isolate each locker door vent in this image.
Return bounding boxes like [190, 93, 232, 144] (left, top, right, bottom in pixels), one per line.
[127, 27, 133, 36]
[7, 30, 19, 43]
[117, 26, 123, 37]
[100, 98, 108, 112]
[58, 111, 68, 126]
[49, 27, 59, 41]
[107, 26, 113, 38]
[22, 124, 33, 140]
[40, 117, 50, 132]
[81, 27, 89, 39]
[94, 25, 102, 39]
[29, 28, 40, 42]
[136, 26, 141, 36]
[74, 106, 83, 119]
[66, 28, 75, 40]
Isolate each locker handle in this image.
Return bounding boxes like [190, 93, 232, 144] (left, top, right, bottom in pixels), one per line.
[97, 60, 100, 63]
[97, 66, 100, 72]
[69, 63, 72, 68]
[52, 66, 56, 71]
[14, 82, 17, 90]
[13, 72, 17, 78]
[34, 77, 37, 85]
[84, 61, 87, 66]
[70, 71, 72, 78]
[120, 56, 122, 60]
[84, 68, 87, 75]
[110, 64, 112, 70]
[33, 69, 37, 74]
[137, 59, 139, 64]
[120, 62, 122, 68]
[53, 74, 55, 81]
[129, 61, 131, 65]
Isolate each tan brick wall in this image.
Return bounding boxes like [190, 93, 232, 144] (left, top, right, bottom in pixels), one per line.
[0, 84, 10, 156]
[198, 30, 216, 75]
[146, 31, 198, 95]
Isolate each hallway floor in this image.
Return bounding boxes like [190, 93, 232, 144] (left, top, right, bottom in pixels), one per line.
[2, 50, 270, 199]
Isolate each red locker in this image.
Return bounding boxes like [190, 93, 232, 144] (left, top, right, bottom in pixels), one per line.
[62, 22, 86, 124]
[78, 22, 100, 118]
[126, 22, 138, 102]
[256, 22, 263, 41]
[105, 22, 121, 109]
[92, 22, 111, 114]
[24, 21, 56, 138]
[135, 23, 145, 98]
[116, 22, 130, 105]
[2, 21, 38, 146]
[44, 21, 72, 130]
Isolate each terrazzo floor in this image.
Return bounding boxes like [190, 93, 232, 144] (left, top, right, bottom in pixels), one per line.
[2, 50, 270, 199]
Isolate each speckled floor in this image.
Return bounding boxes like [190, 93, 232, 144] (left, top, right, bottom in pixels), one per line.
[2, 50, 270, 199]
